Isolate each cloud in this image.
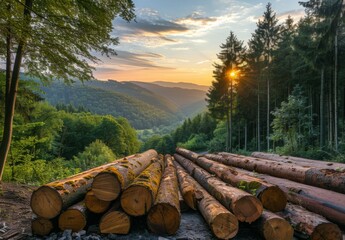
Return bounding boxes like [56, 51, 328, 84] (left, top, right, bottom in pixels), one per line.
[175, 12, 217, 26]
[171, 47, 190, 51]
[197, 60, 211, 65]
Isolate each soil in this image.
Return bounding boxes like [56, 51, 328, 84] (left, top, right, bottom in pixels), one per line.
[0, 182, 343, 240]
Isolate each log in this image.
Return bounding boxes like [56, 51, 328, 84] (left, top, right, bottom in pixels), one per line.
[99, 202, 130, 234]
[121, 156, 164, 216]
[239, 168, 345, 227]
[147, 155, 181, 235]
[204, 153, 345, 194]
[58, 201, 88, 232]
[174, 161, 239, 239]
[178, 189, 190, 212]
[85, 190, 111, 214]
[174, 154, 263, 223]
[184, 152, 286, 212]
[30, 154, 136, 219]
[92, 149, 158, 201]
[251, 152, 345, 170]
[253, 210, 294, 240]
[31, 216, 57, 236]
[279, 203, 342, 240]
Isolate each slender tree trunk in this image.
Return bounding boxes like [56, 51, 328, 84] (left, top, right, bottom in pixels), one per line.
[226, 110, 230, 152]
[329, 78, 333, 148]
[334, 28, 338, 151]
[230, 81, 233, 152]
[257, 75, 261, 151]
[320, 67, 324, 149]
[244, 121, 247, 151]
[267, 77, 270, 151]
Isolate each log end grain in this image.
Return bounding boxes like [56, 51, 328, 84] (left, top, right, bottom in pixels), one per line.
[92, 172, 121, 201]
[121, 185, 153, 216]
[31, 186, 63, 219]
[232, 195, 263, 223]
[100, 210, 131, 234]
[262, 217, 294, 240]
[58, 209, 86, 232]
[211, 212, 239, 239]
[31, 218, 54, 236]
[258, 186, 287, 212]
[311, 223, 343, 240]
[85, 190, 111, 214]
[147, 203, 181, 235]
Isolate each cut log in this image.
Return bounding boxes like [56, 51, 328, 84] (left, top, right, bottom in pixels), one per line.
[178, 189, 190, 212]
[175, 161, 239, 239]
[30, 154, 136, 219]
[92, 149, 158, 201]
[253, 210, 294, 240]
[237, 168, 345, 227]
[279, 203, 342, 240]
[251, 152, 345, 170]
[99, 202, 130, 234]
[204, 153, 345, 194]
[147, 155, 181, 235]
[31, 216, 57, 236]
[58, 201, 88, 232]
[174, 154, 263, 223]
[85, 190, 111, 214]
[176, 147, 200, 161]
[187, 153, 286, 212]
[121, 156, 164, 216]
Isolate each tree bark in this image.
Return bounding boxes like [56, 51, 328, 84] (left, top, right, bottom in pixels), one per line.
[253, 210, 294, 240]
[251, 152, 345, 170]
[334, 28, 338, 151]
[58, 201, 88, 232]
[193, 155, 286, 212]
[204, 153, 345, 193]
[178, 188, 190, 212]
[31, 154, 135, 219]
[320, 67, 325, 148]
[0, 0, 33, 181]
[279, 203, 342, 240]
[99, 202, 130, 234]
[174, 154, 263, 223]
[91, 149, 158, 201]
[174, 161, 239, 239]
[239, 169, 345, 227]
[147, 155, 181, 235]
[85, 190, 111, 214]
[121, 156, 164, 216]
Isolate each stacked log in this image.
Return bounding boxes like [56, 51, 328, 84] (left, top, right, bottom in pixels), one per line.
[58, 201, 88, 232]
[204, 153, 345, 194]
[174, 154, 263, 223]
[147, 155, 181, 235]
[31, 216, 57, 236]
[85, 190, 111, 214]
[99, 202, 130, 234]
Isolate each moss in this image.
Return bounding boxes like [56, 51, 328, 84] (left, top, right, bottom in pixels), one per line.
[49, 182, 65, 190]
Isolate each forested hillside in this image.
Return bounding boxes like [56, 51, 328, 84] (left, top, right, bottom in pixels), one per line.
[40, 80, 207, 129]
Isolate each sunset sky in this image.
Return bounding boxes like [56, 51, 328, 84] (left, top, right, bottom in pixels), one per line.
[93, 0, 305, 86]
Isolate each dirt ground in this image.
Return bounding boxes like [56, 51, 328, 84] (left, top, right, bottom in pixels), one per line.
[0, 182, 343, 240]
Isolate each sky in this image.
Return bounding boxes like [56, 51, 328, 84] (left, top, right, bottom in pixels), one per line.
[92, 0, 305, 86]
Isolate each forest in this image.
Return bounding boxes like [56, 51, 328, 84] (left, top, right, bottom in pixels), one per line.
[144, 1, 345, 162]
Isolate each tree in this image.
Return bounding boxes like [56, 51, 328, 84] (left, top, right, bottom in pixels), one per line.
[0, 0, 135, 180]
[207, 31, 246, 152]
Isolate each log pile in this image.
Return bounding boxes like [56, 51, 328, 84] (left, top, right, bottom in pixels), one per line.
[30, 148, 344, 240]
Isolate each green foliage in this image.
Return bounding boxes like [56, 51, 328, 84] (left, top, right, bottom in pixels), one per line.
[271, 85, 314, 154]
[69, 140, 115, 172]
[178, 134, 208, 151]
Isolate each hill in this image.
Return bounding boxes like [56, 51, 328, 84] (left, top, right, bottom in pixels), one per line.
[39, 80, 208, 129]
[151, 81, 210, 92]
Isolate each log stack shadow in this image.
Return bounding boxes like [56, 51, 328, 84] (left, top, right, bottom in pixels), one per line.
[30, 148, 345, 240]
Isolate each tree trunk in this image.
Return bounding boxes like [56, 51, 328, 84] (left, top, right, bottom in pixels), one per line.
[204, 153, 345, 193]
[253, 210, 294, 240]
[99, 202, 130, 234]
[174, 154, 263, 223]
[258, 76, 261, 151]
[334, 28, 338, 151]
[31, 216, 57, 236]
[320, 67, 325, 148]
[267, 77, 270, 151]
[235, 166, 345, 227]
[147, 155, 181, 235]
[226, 108, 230, 152]
[279, 203, 342, 240]
[178, 189, 190, 212]
[121, 156, 164, 216]
[30, 154, 136, 219]
[192, 155, 287, 212]
[174, 161, 239, 239]
[0, 0, 33, 181]
[92, 149, 158, 201]
[58, 201, 88, 232]
[230, 79, 233, 152]
[85, 190, 111, 214]
[251, 152, 345, 170]
[245, 121, 248, 151]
